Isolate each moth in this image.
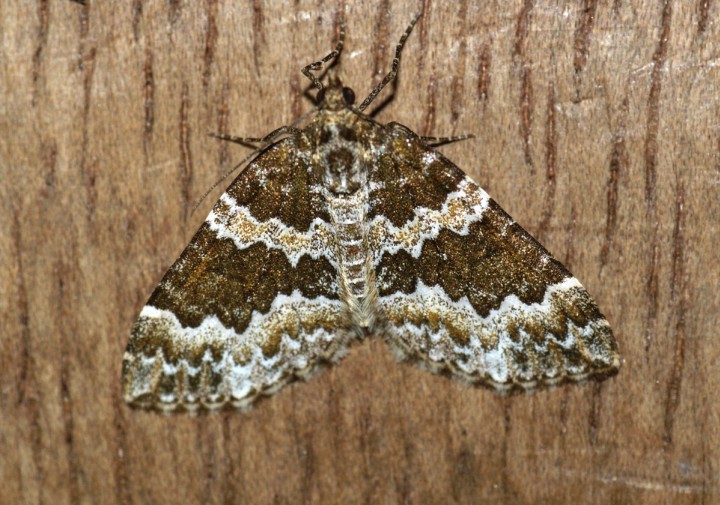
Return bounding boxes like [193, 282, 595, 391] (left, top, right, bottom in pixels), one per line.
[123, 15, 619, 411]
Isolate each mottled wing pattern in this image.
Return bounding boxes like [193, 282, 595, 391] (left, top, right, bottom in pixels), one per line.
[368, 123, 620, 390]
[123, 139, 348, 411]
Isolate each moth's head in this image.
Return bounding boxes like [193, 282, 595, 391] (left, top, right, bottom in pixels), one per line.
[316, 76, 356, 112]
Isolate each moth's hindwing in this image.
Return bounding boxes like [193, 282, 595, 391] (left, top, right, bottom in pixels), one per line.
[369, 123, 620, 390]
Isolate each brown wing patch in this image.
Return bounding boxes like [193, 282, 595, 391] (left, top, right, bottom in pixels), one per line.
[226, 139, 330, 232]
[367, 123, 465, 227]
[147, 224, 338, 334]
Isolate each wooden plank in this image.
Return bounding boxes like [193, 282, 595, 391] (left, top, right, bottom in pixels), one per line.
[1, 1, 718, 503]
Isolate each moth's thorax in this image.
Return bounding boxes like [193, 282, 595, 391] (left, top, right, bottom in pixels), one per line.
[307, 108, 374, 195]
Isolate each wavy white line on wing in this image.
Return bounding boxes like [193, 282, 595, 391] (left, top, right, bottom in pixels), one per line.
[136, 291, 344, 356]
[125, 292, 346, 403]
[379, 277, 612, 383]
[368, 177, 490, 263]
[207, 193, 337, 267]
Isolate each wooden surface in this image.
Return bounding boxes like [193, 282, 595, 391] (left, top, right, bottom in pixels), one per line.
[2, 1, 719, 503]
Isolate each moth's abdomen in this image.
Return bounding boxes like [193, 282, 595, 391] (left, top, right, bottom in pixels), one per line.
[326, 189, 378, 330]
[336, 221, 367, 296]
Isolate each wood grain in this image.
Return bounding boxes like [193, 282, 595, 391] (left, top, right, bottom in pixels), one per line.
[2, 1, 719, 503]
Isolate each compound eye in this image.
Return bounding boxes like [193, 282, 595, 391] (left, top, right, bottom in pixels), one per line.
[316, 88, 326, 104]
[342, 87, 356, 105]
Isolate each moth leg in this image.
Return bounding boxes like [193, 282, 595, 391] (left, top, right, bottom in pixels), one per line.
[209, 126, 302, 147]
[421, 134, 475, 147]
[358, 13, 422, 112]
[301, 20, 346, 90]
